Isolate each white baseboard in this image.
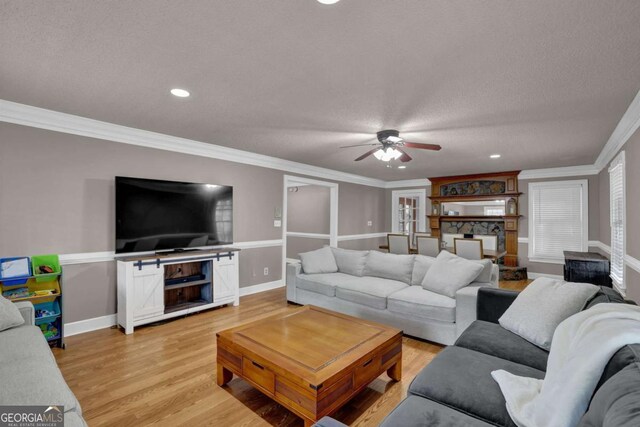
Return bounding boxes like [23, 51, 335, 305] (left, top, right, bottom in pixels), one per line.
[64, 314, 116, 337]
[527, 272, 564, 280]
[239, 280, 284, 297]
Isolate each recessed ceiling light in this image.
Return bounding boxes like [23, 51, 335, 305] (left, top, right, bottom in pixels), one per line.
[317, 0, 340, 4]
[170, 88, 190, 98]
[398, 165, 407, 169]
[490, 154, 501, 159]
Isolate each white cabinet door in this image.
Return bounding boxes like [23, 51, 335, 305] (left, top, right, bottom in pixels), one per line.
[213, 258, 237, 302]
[132, 266, 165, 320]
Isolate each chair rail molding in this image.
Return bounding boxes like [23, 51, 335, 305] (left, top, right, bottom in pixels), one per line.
[58, 239, 284, 265]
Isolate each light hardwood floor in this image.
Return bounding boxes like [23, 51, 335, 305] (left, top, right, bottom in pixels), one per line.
[53, 280, 529, 426]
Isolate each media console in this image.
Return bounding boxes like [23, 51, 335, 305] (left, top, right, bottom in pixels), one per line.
[116, 248, 240, 334]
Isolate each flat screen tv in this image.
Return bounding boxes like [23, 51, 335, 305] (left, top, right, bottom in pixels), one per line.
[115, 176, 233, 254]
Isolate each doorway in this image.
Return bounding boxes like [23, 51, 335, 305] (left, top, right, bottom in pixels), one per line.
[391, 189, 427, 246]
[282, 176, 338, 278]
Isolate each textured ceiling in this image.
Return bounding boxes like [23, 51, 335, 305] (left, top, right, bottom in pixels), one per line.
[1, 1, 640, 180]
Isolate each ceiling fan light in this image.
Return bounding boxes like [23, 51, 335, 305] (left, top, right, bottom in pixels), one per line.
[374, 147, 402, 162]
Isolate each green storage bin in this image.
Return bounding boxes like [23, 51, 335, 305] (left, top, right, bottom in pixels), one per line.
[31, 254, 61, 283]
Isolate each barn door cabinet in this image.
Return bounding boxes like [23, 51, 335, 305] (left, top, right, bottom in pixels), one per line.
[117, 249, 240, 334]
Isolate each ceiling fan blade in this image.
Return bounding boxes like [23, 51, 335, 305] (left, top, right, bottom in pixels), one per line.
[396, 148, 412, 163]
[340, 142, 380, 149]
[403, 141, 442, 151]
[355, 147, 380, 161]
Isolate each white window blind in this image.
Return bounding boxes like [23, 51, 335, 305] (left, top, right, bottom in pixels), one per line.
[609, 151, 625, 290]
[528, 181, 588, 263]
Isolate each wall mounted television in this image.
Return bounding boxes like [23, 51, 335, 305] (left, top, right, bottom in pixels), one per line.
[115, 176, 233, 254]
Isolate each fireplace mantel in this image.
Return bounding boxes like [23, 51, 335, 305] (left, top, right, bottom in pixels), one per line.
[428, 171, 521, 266]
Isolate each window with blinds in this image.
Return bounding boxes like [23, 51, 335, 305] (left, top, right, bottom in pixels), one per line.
[609, 151, 626, 290]
[528, 180, 588, 263]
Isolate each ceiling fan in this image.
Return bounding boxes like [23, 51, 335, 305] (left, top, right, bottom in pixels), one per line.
[341, 130, 441, 163]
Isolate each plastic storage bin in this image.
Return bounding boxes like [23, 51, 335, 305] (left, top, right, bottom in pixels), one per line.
[0, 257, 32, 285]
[34, 300, 61, 325]
[31, 254, 61, 283]
[39, 318, 61, 343]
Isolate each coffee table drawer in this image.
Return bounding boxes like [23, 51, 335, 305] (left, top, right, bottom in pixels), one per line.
[243, 357, 275, 394]
[354, 355, 382, 389]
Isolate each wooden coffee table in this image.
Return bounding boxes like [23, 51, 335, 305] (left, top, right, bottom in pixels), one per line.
[216, 305, 403, 426]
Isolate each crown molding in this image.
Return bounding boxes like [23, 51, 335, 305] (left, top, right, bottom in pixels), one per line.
[595, 89, 640, 171]
[3, 89, 640, 187]
[384, 179, 431, 188]
[0, 100, 387, 188]
[518, 164, 600, 180]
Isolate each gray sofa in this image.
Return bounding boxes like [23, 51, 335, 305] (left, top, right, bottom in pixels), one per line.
[0, 301, 87, 427]
[287, 248, 499, 345]
[378, 286, 640, 427]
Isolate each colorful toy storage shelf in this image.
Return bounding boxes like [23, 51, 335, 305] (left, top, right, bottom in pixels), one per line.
[0, 254, 64, 349]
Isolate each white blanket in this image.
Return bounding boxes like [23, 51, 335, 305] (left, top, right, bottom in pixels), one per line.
[491, 302, 640, 427]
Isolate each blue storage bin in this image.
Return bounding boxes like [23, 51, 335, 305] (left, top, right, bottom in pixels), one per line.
[0, 257, 32, 285]
[34, 300, 61, 325]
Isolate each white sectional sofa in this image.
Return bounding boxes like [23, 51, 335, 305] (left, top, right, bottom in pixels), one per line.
[286, 247, 499, 345]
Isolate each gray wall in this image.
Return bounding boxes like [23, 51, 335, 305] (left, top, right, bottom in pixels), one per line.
[286, 185, 330, 234]
[286, 185, 330, 258]
[0, 123, 389, 322]
[597, 127, 640, 301]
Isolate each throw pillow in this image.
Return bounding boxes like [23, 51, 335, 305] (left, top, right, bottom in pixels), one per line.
[299, 246, 338, 274]
[363, 251, 414, 284]
[499, 277, 599, 350]
[411, 255, 436, 286]
[330, 247, 368, 276]
[0, 295, 24, 332]
[421, 250, 484, 298]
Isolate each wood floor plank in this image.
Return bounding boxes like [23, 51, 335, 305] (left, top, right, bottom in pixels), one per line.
[53, 280, 527, 426]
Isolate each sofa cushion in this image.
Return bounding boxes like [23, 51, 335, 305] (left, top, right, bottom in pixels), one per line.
[499, 277, 599, 350]
[0, 325, 56, 362]
[65, 411, 88, 427]
[296, 272, 357, 297]
[380, 395, 494, 427]
[596, 344, 640, 392]
[331, 247, 368, 277]
[335, 276, 408, 309]
[409, 346, 545, 427]
[0, 358, 80, 413]
[299, 246, 338, 274]
[422, 251, 484, 298]
[363, 251, 414, 284]
[0, 294, 25, 331]
[387, 286, 456, 323]
[455, 320, 549, 371]
[410, 255, 436, 286]
[578, 363, 640, 427]
[585, 286, 626, 309]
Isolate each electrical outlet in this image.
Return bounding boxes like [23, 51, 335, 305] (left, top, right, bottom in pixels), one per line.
[263, 267, 269, 276]
[367, 220, 373, 227]
[274, 219, 282, 227]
